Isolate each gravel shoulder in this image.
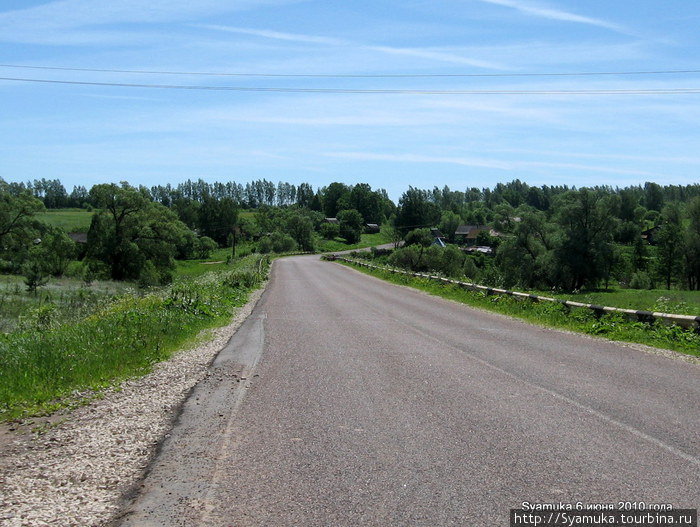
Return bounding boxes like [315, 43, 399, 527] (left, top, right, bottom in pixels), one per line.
[0, 285, 266, 527]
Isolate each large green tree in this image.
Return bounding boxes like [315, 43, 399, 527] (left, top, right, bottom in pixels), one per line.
[197, 195, 239, 245]
[552, 190, 615, 290]
[283, 212, 315, 251]
[683, 197, 700, 290]
[347, 183, 383, 224]
[0, 181, 45, 248]
[655, 203, 684, 290]
[87, 183, 192, 281]
[395, 187, 441, 234]
[337, 209, 364, 244]
[321, 182, 350, 218]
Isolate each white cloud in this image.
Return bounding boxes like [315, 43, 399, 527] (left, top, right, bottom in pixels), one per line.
[0, 0, 302, 44]
[199, 24, 506, 69]
[323, 151, 513, 170]
[198, 25, 345, 46]
[367, 45, 505, 69]
[475, 0, 630, 34]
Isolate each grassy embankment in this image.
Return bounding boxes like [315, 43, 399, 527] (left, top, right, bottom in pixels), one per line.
[174, 242, 257, 278]
[541, 289, 700, 316]
[0, 254, 269, 422]
[337, 260, 700, 357]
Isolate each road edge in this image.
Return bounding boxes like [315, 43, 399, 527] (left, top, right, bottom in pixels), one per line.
[0, 281, 269, 527]
[333, 260, 700, 367]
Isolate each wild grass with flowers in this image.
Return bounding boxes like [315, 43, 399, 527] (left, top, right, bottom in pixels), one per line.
[0, 254, 269, 421]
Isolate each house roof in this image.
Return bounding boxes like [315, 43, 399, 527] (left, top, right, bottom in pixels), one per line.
[455, 224, 501, 238]
[68, 232, 88, 244]
[455, 224, 487, 238]
[324, 218, 339, 224]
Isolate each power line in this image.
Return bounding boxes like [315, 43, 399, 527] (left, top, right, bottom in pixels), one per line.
[2, 76, 700, 95]
[1, 63, 700, 78]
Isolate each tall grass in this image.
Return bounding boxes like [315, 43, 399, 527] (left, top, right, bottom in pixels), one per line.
[540, 289, 700, 316]
[0, 276, 131, 333]
[0, 254, 269, 421]
[341, 262, 700, 357]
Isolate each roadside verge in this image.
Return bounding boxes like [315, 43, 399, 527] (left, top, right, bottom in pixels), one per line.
[330, 257, 700, 358]
[0, 282, 267, 527]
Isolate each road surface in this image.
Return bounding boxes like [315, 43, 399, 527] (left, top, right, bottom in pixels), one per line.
[118, 255, 700, 526]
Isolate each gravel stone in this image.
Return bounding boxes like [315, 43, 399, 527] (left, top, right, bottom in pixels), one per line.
[0, 286, 265, 527]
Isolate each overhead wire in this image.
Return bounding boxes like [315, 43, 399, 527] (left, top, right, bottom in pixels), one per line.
[2, 63, 700, 78]
[2, 76, 700, 95]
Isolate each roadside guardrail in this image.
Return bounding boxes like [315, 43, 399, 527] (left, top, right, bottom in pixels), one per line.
[327, 256, 700, 330]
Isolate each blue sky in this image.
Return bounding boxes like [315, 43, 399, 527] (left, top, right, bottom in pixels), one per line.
[1, 0, 699, 201]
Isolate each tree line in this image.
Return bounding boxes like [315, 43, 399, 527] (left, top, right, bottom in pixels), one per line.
[387, 180, 700, 291]
[2, 176, 699, 291]
[4, 177, 397, 213]
[0, 179, 392, 288]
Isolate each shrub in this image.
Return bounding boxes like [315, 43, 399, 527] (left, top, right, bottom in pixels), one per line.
[138, 261, 161, 289]
[270, 231, 298, 253]
[404, 228, 432, 248]
[337, 209, 364, 244]
[629, 271, 654, 290]
[258, 237, 272, 254]
[388, 246, 421, 271]
[22, 260, 49, 293]
[320, 222, 340, 240]
[463, 258, 478, 279]
[224, 270, 260, 289]
[64, 261, 85, 279]
[195, 236, 218, 259]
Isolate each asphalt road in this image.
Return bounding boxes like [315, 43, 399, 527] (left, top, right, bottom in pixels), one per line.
[118, 255, 700, 526]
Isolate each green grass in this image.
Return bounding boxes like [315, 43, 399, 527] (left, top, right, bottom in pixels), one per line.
[0, 274, 131, 333]
[317, 227, 393, 253]
[0, 254, 269, 422]
[540, 289, 700, 316]
[174, 242, 256, 278]
[37, 208, 94, 232]
[338, 260, 700, 357]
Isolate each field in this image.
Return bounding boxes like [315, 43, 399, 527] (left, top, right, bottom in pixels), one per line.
[37, 208, 94, 232]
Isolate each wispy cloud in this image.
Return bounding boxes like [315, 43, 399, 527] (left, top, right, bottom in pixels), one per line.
[0, 0, 302, 44]
[199, 25, 345, 46]
[199, 25, 506, 69]
[323, 151, 513, 170]
[475, 0, 630, 34]
[323, 152, 666, 179]
[518, 161, 662, 178]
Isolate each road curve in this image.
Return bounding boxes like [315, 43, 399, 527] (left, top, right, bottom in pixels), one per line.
[118, 255, 700, 526]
